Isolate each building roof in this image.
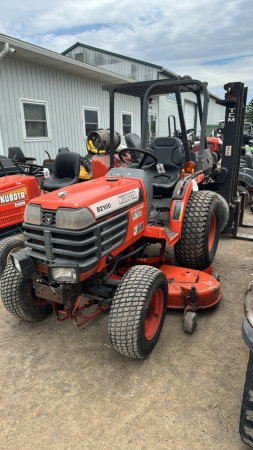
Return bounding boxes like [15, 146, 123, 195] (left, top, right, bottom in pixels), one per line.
[0, 34, 135, 84]
[62, 43, 223, 101]
[62, 42, 179, 80]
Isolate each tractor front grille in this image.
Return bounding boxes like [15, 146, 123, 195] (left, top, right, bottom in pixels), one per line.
[42, 209, 56, 226]
[0, 207, 23, 226]
[23, 210, 129, 272]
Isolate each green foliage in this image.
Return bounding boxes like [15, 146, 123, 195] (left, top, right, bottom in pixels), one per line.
[245, 98, 253, 123]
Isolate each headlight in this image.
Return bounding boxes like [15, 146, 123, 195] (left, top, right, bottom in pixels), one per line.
[245, 281, 253, 327]
[56, 207, 95, 230]
[51, 267, 77, 282]
[24, 204, 42, 225]
[11, 251, 37, 277]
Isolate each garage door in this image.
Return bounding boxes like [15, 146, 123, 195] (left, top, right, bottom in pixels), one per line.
[184, 101, 195, 129]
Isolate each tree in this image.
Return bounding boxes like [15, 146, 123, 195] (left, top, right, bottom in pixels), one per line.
[245, 98, 253, 124]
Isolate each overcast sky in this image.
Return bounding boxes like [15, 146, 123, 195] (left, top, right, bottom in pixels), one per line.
[1, 0, 252, 101]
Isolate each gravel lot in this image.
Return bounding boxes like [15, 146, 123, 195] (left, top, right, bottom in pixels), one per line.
[0, 207, 253, 450]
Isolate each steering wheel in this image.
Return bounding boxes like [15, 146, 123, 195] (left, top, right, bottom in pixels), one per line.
[153, 174, 171, 179]
[174, 128, 195, 139]
[15, 162, 44, 176]
[118, 147, 158, 170]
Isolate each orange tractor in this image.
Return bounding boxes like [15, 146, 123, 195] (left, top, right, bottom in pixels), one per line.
[1, 79, 222, 358]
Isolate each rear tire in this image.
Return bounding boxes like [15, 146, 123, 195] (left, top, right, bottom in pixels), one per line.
[0, 236, 25, 278]
[1, 261, 53, 321]
[108, 265, 168, 358]
[216, 194, 229, 233]
[211, 151, 218, 165]
[238, 185, 251, 207]
[240, 351, 253, 447]
[174, 191, 221, 270]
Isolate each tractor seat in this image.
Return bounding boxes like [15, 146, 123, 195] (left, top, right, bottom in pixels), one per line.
[245, 151, 253, 169]
[42, 152, 80, 192]
[0, 155, 20, 176]
[144, 137, 183, 195]
[8, 147, 36, 163]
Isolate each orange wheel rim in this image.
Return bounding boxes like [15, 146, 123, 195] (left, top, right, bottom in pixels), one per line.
[208, 213, 216, 251]
[145, 288, 163, 340]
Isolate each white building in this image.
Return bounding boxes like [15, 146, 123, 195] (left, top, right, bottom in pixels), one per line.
[0, 35, 225, 165]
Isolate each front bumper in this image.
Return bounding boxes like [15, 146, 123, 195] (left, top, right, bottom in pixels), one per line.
[242, 317, 253, 352]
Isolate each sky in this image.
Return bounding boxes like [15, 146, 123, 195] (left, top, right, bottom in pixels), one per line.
[1, 0, 253, 101]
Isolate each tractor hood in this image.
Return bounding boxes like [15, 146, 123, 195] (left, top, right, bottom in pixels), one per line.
[30, 176, 143, 219]
[0, 174, 31, 191]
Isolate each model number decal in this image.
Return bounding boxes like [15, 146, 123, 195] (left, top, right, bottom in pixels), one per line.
[15, 201, 26, 207]
[97, 203, 111, 213]
[90, 188, 140, 219]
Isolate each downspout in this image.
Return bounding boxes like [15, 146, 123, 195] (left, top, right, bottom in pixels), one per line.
[0, 42, 16, 61]
[0, 42, 16, 154]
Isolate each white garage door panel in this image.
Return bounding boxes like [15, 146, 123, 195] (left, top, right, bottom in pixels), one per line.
[185, 101, 195, 129]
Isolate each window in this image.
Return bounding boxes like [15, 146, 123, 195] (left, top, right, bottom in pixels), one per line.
[20, 99, 50, 141]
[122, 113, 132, 136]
[83, 108, 99, 137]
[75, 52, 84, 62]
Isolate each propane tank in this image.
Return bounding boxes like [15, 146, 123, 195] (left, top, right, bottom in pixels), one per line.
[87, 129, 121, 154]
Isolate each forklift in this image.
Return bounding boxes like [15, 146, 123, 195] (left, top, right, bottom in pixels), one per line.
[205, 82, 253, 240]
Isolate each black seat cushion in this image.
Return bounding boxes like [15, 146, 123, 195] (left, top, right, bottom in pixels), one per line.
[42, 152, 80, 192]
[144, 137, 183, 195]
[0, 155, 20, 176]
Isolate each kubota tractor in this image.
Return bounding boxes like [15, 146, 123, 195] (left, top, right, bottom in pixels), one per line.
[0, 79, 222, 359]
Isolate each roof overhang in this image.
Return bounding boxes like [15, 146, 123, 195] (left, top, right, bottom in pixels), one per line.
[0, 34, 134, 85]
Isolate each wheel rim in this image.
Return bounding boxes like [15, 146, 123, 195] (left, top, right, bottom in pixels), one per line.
[6, 246, 23, 264]
[145, 288, 164, 340]
[208, 213, 216, 251]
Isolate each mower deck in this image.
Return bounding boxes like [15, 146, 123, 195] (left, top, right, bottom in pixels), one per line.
[46, 258, 221, 331]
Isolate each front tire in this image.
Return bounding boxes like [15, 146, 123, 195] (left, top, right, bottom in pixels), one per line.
[108, 265, 168, 358]
[0, 236, 25, 278]
[1, 261, 53, 321]
[174, 191, 221, 270]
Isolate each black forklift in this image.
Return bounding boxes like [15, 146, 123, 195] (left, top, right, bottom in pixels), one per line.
[206, 82, 253, 240]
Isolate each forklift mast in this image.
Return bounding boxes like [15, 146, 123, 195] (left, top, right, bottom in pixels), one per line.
[216, 82, 253, 240]
[217, 82, 247, 205]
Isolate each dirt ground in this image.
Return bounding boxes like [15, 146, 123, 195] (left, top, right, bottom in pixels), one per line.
[0, 208, 253, 450]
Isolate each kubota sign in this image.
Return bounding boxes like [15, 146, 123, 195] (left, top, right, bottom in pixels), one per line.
[0, 187, 27, 205]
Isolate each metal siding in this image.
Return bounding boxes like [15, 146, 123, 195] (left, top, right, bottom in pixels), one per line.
[0, 55, 140, 165]
[67, 46, 159, 82]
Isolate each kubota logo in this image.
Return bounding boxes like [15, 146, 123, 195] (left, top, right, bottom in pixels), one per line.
[0, 187, 27, 204]
[118, 190, 137, 205]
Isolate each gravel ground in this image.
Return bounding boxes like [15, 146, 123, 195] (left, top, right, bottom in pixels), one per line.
[0, 207, 253, 450]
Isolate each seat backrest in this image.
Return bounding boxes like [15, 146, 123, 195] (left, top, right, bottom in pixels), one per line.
[58, 147, 70, 153]
[8, 147, 26, 163]
[125, 133, 141, 149]
[245, 151, 253, 169]
[53, 151, 80, 178]
[145, 137, 183, 179]
[0, 156, 20, 176]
